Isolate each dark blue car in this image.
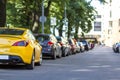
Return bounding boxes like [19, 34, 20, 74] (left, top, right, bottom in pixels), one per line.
[34, 34, 62, 59]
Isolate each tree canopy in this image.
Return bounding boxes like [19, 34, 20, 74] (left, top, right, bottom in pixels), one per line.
[0, 0, 106, 38]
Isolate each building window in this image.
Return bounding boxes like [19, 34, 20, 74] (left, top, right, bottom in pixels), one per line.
[110, 0, 112, 3]
[95, 15, 101, 18]
[94, 22, 101, 31]
[119, 30, 120, 32]
[118, 19, 120, 26]
[110, 10, 112, 18]
[108, 29, 112, 34]
[109, 21, 112, 27]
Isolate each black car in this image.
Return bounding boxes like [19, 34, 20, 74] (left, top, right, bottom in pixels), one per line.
[81, 40, 90, 51]
[34, 34, 62, 59]
[113, 42, 120, 53]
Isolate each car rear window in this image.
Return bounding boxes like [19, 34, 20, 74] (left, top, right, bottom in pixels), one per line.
[56, 37, 61, 41]
[68, 40, 72, 44]
[37, 35, 49, 42]
[0, 29, 24, 35]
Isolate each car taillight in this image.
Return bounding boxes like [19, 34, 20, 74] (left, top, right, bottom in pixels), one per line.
[12, 40, 28, 46]
[60, 42, 63, 46]
[48, 41, 53, 46]
[71, 44, 75, 48]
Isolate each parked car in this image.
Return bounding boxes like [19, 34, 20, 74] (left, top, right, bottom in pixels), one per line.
[89, 42, 95, 49]
[113, 42, 120, 53]
[68, 39, 77, 54]
[78, 42, 85, 52]
[81, 40, 90, 51]
[56, 36, 70, 57]
[0, 27, 42, 69]
[34, 34, 62, 59]
[72, 38, 81, 53]
[75, 42, 81, 53]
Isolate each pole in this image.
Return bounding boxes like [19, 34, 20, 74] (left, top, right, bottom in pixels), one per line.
[42, 0, 44, 34]
[65, 3, 66, 19]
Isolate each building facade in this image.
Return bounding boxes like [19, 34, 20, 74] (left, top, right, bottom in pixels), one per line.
[103, 0, 120, 46]
[83, 0, 120, 47]
[79, 0, 104, 44]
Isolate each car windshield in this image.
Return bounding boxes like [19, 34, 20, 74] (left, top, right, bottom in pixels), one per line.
[81, 41, 88, 45]
[68, 39, 72, 44]
[37, 35, 49, 42]
[56, 37, 61, 41]
[0, 29, 24, 35]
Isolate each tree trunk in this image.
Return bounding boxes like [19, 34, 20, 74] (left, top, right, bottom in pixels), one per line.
[0, 0, 6, 27]
[53, 26, 55, 36]
[45, 1, 51, 17]
[58, 21, 63, 36]
[31, 0, 40, 33]
[32, 12, 40, 33]
[74, 25, 79, 39]
[58, 27, 63, 36]
[67, 23, 72, 39]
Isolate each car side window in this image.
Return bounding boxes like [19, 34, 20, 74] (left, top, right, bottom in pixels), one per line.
[38, 37, 43, 42]
[52, 35, 57, 43]
[28, 30, 36, 41]
[49, 35, 52, 41]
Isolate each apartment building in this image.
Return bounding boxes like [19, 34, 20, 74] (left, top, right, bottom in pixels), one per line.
[83, 0, 120, 46]
[103, 0, 120, 46]
[81, 0, 104, 43]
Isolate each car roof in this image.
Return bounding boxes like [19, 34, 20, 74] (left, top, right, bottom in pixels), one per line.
[0, 27, 28, 31]
[34, 33, 52, 37]
[0, 27, 29, 36]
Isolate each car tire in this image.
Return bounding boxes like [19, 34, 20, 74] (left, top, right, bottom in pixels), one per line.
[58, 49, 62, 58]
[36, 53, 42, 66]
[26, 54, 35, 70]
[63, 49, 67, 57]
[52, 49, 56, 60]
[118, 47, 120, 53]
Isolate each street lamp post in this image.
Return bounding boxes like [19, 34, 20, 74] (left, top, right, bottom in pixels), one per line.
[63, 3, 68, 37]
[39, 0, 46, 33]
[42, 0, 44, 34]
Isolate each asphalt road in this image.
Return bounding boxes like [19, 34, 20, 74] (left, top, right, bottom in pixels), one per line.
[0, 45, 120, 80]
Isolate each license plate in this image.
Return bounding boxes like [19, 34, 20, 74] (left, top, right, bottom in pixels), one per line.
[0, 55, 9, 60]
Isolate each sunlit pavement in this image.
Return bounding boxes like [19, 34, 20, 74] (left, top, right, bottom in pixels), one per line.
[0, 45, 120, 80]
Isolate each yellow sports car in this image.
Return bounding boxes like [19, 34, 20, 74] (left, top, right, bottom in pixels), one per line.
[0, 27, 42, 69]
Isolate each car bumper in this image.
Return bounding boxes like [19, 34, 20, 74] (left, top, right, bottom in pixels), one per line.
[42, 47, 53, 56]
[0, 55, 24, 64]
[0, 47, 33, 64]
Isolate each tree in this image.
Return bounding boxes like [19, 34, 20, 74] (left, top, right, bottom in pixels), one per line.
[0, 0, 7, 27]
[89, 0, 106, 4]
[7, 0, 42, 33]
[6, 0, 106, 37]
